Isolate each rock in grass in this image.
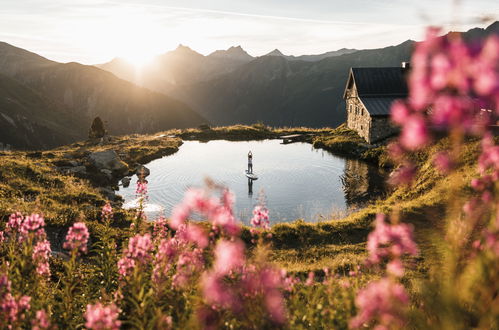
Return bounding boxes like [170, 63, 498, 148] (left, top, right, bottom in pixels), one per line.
[88, 150, 128, 174]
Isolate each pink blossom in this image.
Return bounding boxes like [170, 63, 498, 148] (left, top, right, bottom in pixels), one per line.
[63, 222, 89, 254]
[126, 234, 152, 260]
[213, 239, 245, 274]
[264, 290, 286, 324]
[390, 101, 411, 125]
[250, 205, 270, 229]
[305, 272, 315, 286]
[6, 212, 23, 232]
[350, 278, 408, 329]
[388, 164, 416, 186]
[101, 202, 113, 220]
[185, 224, 209, 248]
[136, 180, 148, 196]
[32, 309, 51, 330]
[400, 115, 430, 150]
[201, 272, 238, 310]
[117, 256, 136, 279]
[84, 303, 121, 330]
[433, 152, 454, 174]
[367, 214, 418, 267]
[386, 260, 404, 277]
[1, 294, 31, 325]
[19, 213, 46, 239]
[32, 239, 51, 277]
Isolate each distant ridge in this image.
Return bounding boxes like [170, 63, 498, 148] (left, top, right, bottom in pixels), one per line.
[0, 42, 206, 149]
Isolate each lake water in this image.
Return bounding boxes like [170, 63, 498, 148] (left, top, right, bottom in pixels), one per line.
[117, 140, 387, 225]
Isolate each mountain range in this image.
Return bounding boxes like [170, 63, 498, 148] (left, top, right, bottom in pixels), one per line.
[0, 21, 497, 149]
[0, 42, 205, 149]
[99, 22, 499, 128]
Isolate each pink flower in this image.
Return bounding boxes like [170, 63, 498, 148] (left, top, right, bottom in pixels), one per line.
[250, 205, 270, 229]
[264, 290, 286, 324]
[400, 115, 430, 150]
[433, 152, 454, 174]
[136, 180, 148, 196]
[19, 213, 46, 239]
[367, 214, 418, 268]
[32, 309, 51, 330]
[213, 239, 245, 274]
[1, 294, 31, 324]
[6, 212, 23, 232]
[101, 202, 113, 220]
[390, 101, 411, 125]
[84, 303, 121, 330]
[350, 278, 409, 329]
[388, 164, 416, 186]
[126, 234, 152, 260]
[117, 256, 136, 279]
[32, 239, 51, 277]
[185, 224, 209, 248]
[63, 222, 89, 254]
[201, 272, 238, 310]
[305, 272, 315, 286]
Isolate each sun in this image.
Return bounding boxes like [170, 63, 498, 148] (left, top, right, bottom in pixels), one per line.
[102, 10, 168, 68]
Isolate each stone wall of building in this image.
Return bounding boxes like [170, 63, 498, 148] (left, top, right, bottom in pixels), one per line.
[346, 96, 371, 142]
[369, 116, 398, 144]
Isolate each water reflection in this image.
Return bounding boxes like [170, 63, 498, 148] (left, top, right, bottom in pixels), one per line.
[248, 178, 253, 197]
[341, 159, 388, 207]
[118, 140, 387, 224]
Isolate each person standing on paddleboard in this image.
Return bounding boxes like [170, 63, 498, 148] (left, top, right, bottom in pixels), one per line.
[248, 151, 253, 174]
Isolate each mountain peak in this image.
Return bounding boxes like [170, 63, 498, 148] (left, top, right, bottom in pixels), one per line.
[208, 45, 253, 61]
[171, 44, 202, 57]
[265, 49, 284, 57]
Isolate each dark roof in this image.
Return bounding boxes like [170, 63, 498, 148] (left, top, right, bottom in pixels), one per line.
[359, 97, 400, 116]
[344, 67, 408, 98]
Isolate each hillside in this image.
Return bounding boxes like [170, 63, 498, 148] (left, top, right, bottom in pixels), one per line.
[0, 42, 206, 149]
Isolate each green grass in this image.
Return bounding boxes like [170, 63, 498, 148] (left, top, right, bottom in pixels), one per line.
[0, 126, 482, 278]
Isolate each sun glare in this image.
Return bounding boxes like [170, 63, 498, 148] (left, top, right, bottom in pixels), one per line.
[100, 10, 171, 68]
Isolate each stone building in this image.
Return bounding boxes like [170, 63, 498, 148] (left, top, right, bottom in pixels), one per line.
[343, 64, 409, 144]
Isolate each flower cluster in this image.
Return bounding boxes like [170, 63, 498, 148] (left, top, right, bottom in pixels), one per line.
[0, 273, 31, 325]
[367, 214, 418, 276]
[84, 303, 121, 330]
[101, 202, 113, 221]
[117, 233, 153, 279]
[250, 205, 270, 229]
[32, 239, 52, 278]
[170, 187, 240, 236]
[349, 278, 409, 329]
[63, 222, 89, 254]
[388, 30, 499, 184]
[32, 309, 51, 330]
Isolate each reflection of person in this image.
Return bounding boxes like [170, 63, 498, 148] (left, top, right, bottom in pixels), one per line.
[248, 151, 253, 174]
[248, 178, 253, 196]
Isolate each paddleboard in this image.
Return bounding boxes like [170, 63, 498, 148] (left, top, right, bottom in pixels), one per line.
[245, 170, 258, 180]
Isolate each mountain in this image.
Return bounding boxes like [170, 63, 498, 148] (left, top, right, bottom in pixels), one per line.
[288, 48, 358, 62]
[262, 48, 358, 61]
[0, 42, 206, 149]
[165, 22, 498, 128]
[97, 45, 356, 92]
[168, 41, 414, 127]
[97, 45, 255, 93]
[208, 46, 254, 62]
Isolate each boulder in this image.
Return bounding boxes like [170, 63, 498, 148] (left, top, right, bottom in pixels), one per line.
[135, 165, 150, 179]
[66, 166, 87, 175]
[100, 169, 113, 180]
[88, 150, 128, 174]
[121, 177, 132, 188]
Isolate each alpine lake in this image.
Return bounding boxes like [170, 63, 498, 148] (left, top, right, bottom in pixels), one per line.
[117, 139, 387, 225]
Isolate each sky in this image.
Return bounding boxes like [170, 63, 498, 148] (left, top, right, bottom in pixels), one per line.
[1, 0, 497, 65]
